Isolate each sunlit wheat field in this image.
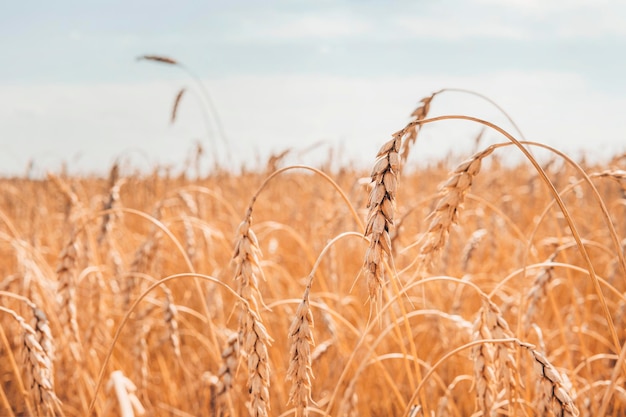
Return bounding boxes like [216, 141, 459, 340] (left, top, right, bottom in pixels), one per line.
[2, 91, 626, 417]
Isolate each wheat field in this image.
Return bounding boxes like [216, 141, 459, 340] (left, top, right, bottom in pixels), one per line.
[1, 91, 626, 417]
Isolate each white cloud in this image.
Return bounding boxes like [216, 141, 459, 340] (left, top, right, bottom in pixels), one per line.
[224, 7, 531, 43]
[141, 2, 626, 47]
[472, 0, 626, 39]
[229, 12, 370, 41]
[391, 15, 529, 40]
[473, 0, 611, 15]
[553, 10, 626, 38]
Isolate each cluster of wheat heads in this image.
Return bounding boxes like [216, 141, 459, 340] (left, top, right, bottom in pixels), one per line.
[2, 91, 626, 416]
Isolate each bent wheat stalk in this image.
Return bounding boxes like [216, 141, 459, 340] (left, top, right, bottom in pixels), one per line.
[407, 115, 621, 363]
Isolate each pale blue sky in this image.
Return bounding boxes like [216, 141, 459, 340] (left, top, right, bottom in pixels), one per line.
[1, 1, 626, 175]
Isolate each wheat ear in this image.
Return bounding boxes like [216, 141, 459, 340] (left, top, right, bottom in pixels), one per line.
[471, 304, 498, 414]
[473, 296, 520, 413]
[233, 208, 264, 310]
[364, 134, 401, 302]
[518, 342, 579, 416]
[98, 166, 122, 244]
[56, 234, 82, 360]
[472, 295, 578, 416]
[127, 230, 162, 308]
[420, 146, 495, 267]
[242, 306, 272, 417]
[524, 253, 558, 329]
[232, 207, 272, 416]
[162, 287, 181, 359]
[218, 330, 240, 394]
[286, 286, 315, 417]
[106, 370, 146, 417]
[399, 92, 438, 164]
[0, 306, 62, 416]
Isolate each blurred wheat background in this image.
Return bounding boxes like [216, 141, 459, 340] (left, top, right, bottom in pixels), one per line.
[2, 87, 626, 416]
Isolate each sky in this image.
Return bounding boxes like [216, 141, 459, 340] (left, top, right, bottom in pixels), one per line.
[1, 0, 626, 176]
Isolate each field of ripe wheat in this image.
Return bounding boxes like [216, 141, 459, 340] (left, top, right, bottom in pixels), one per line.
[1, 92, 626, 417]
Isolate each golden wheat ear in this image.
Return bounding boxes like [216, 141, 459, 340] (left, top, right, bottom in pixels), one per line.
[363, 133, 401, 304]
[286, 287, 315, 417]
[419, 145, 495, 269]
